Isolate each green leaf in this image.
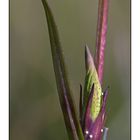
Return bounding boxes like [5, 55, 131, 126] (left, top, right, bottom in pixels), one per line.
[41, 0, 84, 140]
[83, 46, 102, 121]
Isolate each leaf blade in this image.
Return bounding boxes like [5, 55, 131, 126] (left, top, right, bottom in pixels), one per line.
[41, 0, 84, 139]
[83, 46, 102, 122]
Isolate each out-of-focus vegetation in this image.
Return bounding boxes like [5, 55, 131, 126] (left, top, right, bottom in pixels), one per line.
[10, 0, 130, 140]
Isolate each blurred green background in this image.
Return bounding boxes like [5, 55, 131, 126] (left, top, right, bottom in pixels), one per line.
[10, 0, 130, 139]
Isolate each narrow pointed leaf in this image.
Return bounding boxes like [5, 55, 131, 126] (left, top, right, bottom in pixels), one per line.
[84, 84, 95, 131]
[95, 0, 109, 84]
[83, 46, 102, 122]
[41, 0, 84, 139]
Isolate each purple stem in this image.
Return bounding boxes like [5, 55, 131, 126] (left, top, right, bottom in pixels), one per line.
[95, 0, 109, 84]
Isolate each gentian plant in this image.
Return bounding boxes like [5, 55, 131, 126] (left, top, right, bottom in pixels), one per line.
[41, 0, 109, 140]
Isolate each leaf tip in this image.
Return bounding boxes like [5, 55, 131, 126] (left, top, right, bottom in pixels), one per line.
[85, 45, 95, 72]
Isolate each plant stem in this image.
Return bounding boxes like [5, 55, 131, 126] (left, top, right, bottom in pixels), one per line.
[95, 0, 109, 85]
